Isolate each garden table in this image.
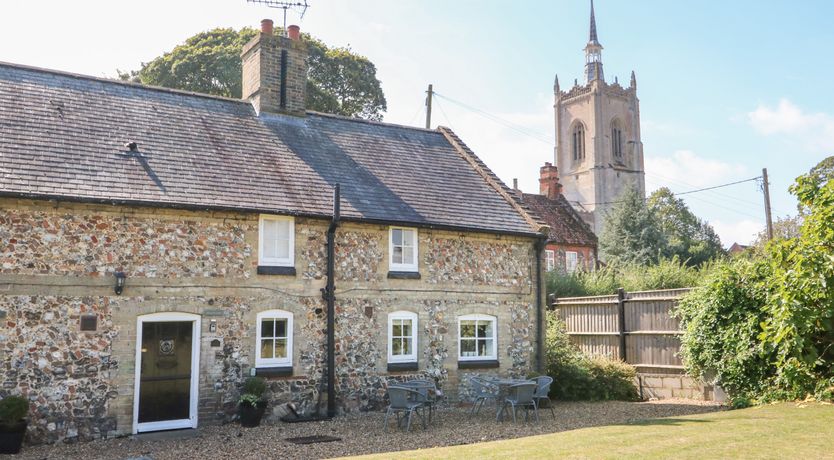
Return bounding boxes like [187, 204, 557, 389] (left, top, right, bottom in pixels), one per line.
[483, 377, 533, 421]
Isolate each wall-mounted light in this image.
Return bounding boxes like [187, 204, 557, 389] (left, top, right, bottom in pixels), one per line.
[114, 271, 127, 295]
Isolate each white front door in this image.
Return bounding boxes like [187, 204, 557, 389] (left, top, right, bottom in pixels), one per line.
[133, 313, 201, 433]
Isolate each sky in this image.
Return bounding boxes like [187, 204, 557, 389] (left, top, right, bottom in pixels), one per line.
[1, 0, 830, 246]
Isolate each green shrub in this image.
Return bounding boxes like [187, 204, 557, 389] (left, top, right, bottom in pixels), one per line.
[0, 396, 29, 428]
[677, 161, 834, 404]
[544, 314, 639, 401]
[242, 377, 267, 398]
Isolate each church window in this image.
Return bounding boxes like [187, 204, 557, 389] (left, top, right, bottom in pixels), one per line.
[611, 119, 624, 160]
[572, 123, 585, 162]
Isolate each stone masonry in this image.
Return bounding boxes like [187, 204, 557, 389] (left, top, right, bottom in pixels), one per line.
[0, 198, 540, 444]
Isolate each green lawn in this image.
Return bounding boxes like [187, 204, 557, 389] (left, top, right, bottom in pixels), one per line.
[349, 403, 834, 459]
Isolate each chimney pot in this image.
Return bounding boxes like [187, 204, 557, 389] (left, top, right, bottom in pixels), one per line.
[288, 25, 301, 40]
[261, 19, 274, 35]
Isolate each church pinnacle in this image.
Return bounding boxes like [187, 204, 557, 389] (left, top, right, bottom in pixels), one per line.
[584, 0, 604, 83]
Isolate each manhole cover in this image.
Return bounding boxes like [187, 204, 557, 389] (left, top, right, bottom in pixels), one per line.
[285, 435, 342, 445]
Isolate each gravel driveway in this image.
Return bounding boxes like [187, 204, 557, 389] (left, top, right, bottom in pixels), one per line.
[16, 400, 723, 460]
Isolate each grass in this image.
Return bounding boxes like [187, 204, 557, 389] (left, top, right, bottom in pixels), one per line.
[347, 402, 834, 459]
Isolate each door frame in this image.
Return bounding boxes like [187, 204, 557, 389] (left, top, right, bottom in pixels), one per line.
[133, 312, 201, 434]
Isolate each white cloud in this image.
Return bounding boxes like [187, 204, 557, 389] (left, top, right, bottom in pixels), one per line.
[747, 99, 834, 151]
[711, 219, 763, 247]
[645, 150, 748, 190]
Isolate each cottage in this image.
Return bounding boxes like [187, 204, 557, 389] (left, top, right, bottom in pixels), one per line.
[0, 21, 547, 443]
[516, 163, 597, 273]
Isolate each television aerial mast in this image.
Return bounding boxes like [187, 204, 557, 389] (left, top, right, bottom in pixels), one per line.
[246, 1, 309, 35]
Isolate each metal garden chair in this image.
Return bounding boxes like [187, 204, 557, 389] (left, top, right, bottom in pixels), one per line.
[401, 379, 438, 424]
[468, 376, 499, 417]
[383, 385, 426, 432]
[498, 382, 539, 423]
[532, 375, 556, 418]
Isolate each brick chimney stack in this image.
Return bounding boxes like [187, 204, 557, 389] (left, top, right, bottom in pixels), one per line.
[539, 162, 563, 200]
[241, 20, 307, 116]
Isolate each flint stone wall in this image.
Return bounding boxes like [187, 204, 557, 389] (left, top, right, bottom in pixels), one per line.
[0, 198, 539, 444]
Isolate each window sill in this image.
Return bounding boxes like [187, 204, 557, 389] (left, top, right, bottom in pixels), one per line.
[387, 271, 421, 280]
[457, 359, 499, 369]
[254, 366, 293, 377]
[387, 362, 418, 372]
[257, 266, 297, 276]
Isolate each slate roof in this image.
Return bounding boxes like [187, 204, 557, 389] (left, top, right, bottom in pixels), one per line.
[0, 62, 538, 236]
[519, 192, 597, 247]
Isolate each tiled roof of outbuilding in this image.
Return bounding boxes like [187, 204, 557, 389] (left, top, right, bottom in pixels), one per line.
[520, 193, 597, 247]
[0, 62, 538, 236]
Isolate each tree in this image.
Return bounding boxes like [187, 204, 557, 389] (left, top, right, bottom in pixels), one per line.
[752, 214, 803, 248]
[118, 27, 387, 120]
[599, 186, 666, 265]
[648, 187, 725, 266]
[678, 157, 834, 403]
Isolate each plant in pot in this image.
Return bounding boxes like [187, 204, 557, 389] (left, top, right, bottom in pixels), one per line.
[0, 395, 29, 454]
[238, 377, 268, 428]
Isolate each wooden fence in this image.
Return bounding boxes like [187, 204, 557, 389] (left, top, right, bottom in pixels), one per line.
[551, 288, 691, 373]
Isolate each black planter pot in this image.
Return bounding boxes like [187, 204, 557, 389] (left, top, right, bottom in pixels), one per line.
[239, 401, 267, 428]
[0, 421, 27, 455]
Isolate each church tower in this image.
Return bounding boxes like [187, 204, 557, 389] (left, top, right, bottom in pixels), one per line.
[554, 0, 645, 237]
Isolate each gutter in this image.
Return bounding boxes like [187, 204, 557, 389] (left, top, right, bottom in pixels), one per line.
[535, 233, 548, 373]
[0, 191, 540, 239]
[322, 184, 340, 418]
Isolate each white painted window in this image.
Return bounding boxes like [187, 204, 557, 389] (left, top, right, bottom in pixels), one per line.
[458, 314, 497, 361]
[255, 310, 293, 368]
[545, 250, 556, 272]
[258, 215, 294, 267]
[388, 311, 418, 363]
[566, 251, 579, 273]
[389, 227, 418, 272]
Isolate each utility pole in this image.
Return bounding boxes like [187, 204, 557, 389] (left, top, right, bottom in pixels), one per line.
[425, 84, 433, 129]
[762, 168, 774, 241]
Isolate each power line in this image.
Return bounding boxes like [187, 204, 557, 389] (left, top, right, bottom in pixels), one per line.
[432, 92, 554, 145]
[433, 96, 455, 131]
[672, 176, 760, 196]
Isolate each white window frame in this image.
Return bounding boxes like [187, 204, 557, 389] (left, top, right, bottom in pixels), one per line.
[566, 251, 579, 273]
[258, 215, 295, 267]
[457, 314, 497, 361]
[255, 309, 293, 368]
[545, 249, 556, 272]
[387, 311, 418, 364]
[389, 227, 419, 272]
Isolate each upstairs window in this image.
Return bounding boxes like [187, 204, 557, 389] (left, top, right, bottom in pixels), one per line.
[545, 250, 556, 272]
[389, 227, 418, 272]
[458, 314, 497, 361]
[566, 251, 579, 273]
[388, 311, 418, 363]
[255, 310, 293, 368]
[259, 215, 294, 267]
[611, 119, 624, 160]
[572, 123, 586, 162]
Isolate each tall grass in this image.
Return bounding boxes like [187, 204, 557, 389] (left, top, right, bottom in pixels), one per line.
[548, 257, 709, 298]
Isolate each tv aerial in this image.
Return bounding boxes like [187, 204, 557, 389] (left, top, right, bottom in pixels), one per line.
[246, 1, 309, 34]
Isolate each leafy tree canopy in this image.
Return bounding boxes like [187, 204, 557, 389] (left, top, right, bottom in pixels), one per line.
[648, 187, 725, 266]
[119, 27, 387, 120]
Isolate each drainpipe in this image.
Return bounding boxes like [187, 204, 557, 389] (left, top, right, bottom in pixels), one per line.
[535, 234, 547, 373]
[322, 184, 340, 418]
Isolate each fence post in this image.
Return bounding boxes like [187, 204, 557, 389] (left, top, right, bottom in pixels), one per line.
[617, 287, 627, 362]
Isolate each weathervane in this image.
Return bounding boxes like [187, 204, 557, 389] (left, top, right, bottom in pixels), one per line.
[246, 0, 309, 35]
